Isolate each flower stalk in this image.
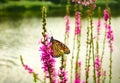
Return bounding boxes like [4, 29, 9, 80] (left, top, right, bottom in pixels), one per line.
[59, 52, 68, 83]
[103, 7, 114, 83]
[85, 25, 90, 83]
[20, 55, 42, 83]
[90, 16, 96, 83]
[74, 11, 81, 83]
[40, 6, 57, 83]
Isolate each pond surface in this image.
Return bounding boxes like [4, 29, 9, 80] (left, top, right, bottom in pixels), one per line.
[0, 17, 120, 83]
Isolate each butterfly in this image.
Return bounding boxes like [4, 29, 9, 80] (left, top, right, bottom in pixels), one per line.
[50, 36, 70, 57]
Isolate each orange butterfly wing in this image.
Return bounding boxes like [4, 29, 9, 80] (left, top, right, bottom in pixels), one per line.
[51, 38, 70, 57]
[52, 42, 62, 57]
[54, 40, 70, 54]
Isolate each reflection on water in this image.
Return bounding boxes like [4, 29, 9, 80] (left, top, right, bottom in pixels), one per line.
[0, 16, 120, 83]
[0, 16, 42, 83]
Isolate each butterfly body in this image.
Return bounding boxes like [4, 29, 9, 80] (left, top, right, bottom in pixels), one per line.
[50, 37, 70, 57]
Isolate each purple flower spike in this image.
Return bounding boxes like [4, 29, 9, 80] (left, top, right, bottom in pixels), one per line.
[39, 35, 57, 83]
[104, 9, 110, 21]
[58, 69, 68, 83]
[64, 15, 71, 34]
[75, 12, 81, 35]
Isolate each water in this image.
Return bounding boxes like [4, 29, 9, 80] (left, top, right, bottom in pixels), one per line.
[0, 17, 120, 83]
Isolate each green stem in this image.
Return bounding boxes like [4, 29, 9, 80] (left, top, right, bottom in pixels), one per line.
[71, 1, 78, 83]
[109, 50, 112, 83]
[85, 24, 90, 83]
[63, 32, 68, 69]
[109, 10, 112, 83]
[61, 52, 65, 69]
[43, 74, 46, 83]
[41, 6, 47, 83]
[70, 34, 76, 83]
[20, 55, 24, 66]
[101, 29, 106, 65]
[48, 67, 53, 83]
[64, 0, 71, 70]
[42, 6, 47, 44]
[90, 16, 96, 83]
[101, 28, 106, 83]
[60, 52, 66, 82]
[96, 7, 102, 83]
[102, 74, 106, 83]
[42, 6, 53, 83]
[20, 55, 43, 83]
[75, 34, 81, 79]
[66, 2, 70, 15]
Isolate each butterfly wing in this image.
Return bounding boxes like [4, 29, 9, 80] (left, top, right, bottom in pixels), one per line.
[52, 42, 63, 57]
[54, 40, 70, 54]
[52, 39, 70, 57]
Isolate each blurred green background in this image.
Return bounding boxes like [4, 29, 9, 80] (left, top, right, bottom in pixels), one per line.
[0, 0, 120, 17]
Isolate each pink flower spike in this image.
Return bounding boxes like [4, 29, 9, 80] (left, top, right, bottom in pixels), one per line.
[64, 15, 71, 34]
[110, 46, 113, 52]
[97, 19, 101, 36]
[104, 9, 110, 21]
[111, 34, 114, 41]
[28, 68, 33, 74]
[75, 27, 81, 35]
[95, 56, 101, 77]
[24, 65, 28, 70]
[39, 35, 57, 82]
[23, 64, 36, 75]
[74, 79, 80, 83]
[74, 76, 85, 83]
[78, 61, 81, 66]
[82, 81, 85, 83]
[75, 12, 81, 35]
[58, 69, 68, 83]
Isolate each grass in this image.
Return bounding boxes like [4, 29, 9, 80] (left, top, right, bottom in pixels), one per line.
[0, 0, 120, 17]
[0, 1, 55, 9]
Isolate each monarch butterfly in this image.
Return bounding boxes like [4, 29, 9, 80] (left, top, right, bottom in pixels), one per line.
[50, 37, 70, 57]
